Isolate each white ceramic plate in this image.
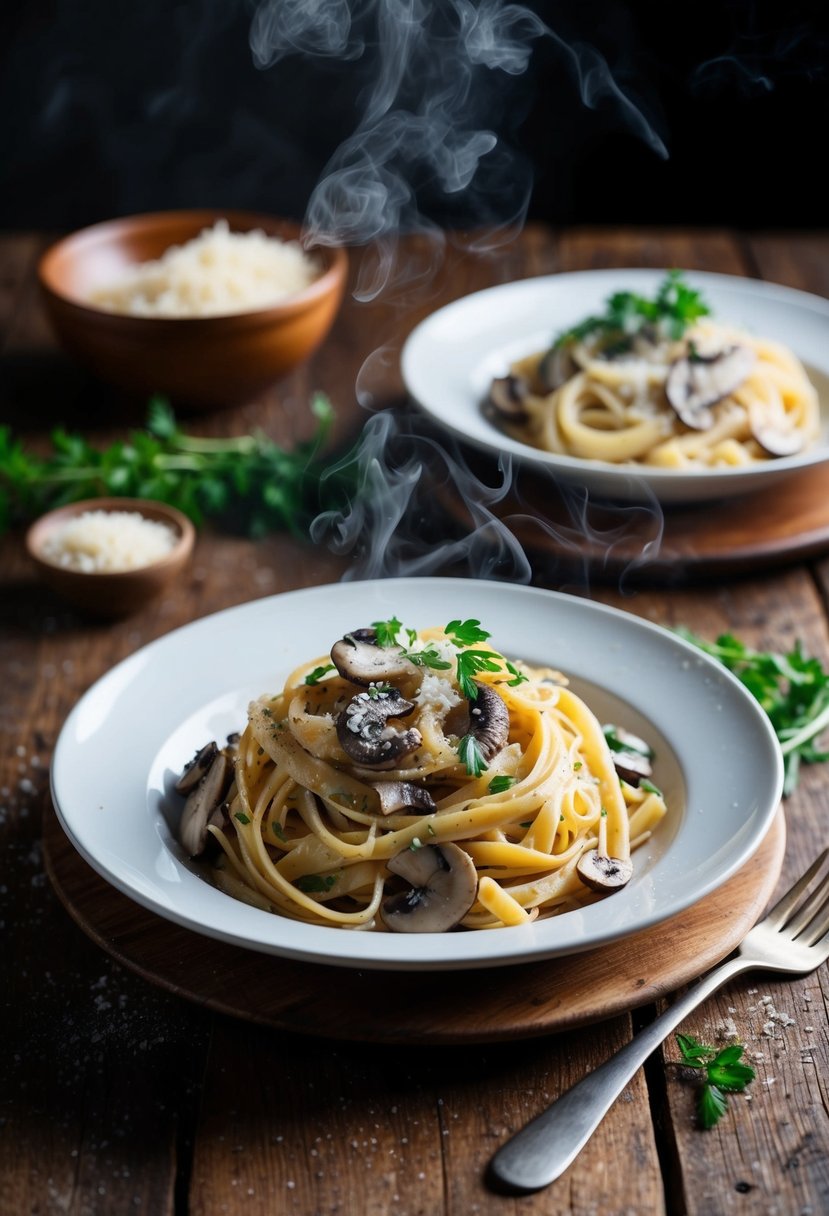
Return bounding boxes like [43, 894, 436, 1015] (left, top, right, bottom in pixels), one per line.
[401, 269, 829, 504]
[51, 578, 783, 971]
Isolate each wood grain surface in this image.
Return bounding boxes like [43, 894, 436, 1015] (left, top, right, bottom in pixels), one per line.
[2, 227, 829, 1216]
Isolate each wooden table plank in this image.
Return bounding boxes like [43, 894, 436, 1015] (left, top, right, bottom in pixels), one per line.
[3, 226, 829, 1215]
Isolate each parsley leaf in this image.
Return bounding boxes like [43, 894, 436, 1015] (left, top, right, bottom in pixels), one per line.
[295, 873, 337, 894]
[304, 663, 335, 685]
[505, 661, 529, 687]
[673, 1034, 755, 1129]
[675, 629, 829, 794]
[372, 617, 404, 647]
[234, 812, 252, 826]
[554, 270, 710, 353]
[446, 618, 491, 647]
[459, 733, 488, 778]
[405, 645, 452, 672]
[488, 775, 517, 794]
[455, 648, 504, 700]
[640, 778, 663, 797]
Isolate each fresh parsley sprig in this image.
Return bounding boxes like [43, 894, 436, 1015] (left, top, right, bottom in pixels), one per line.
[554, 270, 710, 354]
[675, 629, 829, 795]
[0, 394, 350, 537]
[459, 733, 487, 778]
[674, 1033, 756, 1129]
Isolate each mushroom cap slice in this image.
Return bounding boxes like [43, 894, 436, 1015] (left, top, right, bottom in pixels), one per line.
[576, 849, 633, 893]
[336, 688, 422, 769]
[538, 345, 577, 392]
[468, 682, 510, 762]
[612, 750, 653, 787]
[330, 628, 420, 687]
[175, 741, 219, 795]
[372, 781, 437, 816]
[751, 420, 805, 458]
[666, 344, 756, 429]
[179, 752, 233, 857]
[381, 843, 478, 933]
[487, 373, 530, 421]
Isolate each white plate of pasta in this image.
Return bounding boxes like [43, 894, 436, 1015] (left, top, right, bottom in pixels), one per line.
[401, 270, 829, 504]
[51, 578, 782, 970]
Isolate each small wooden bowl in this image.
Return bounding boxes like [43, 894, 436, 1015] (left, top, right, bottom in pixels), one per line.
[25, 498, 195, 617]
[38, 211, 347, 411]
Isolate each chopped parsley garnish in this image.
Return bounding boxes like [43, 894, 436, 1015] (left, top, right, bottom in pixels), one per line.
[367, 683, 393, 699]
[271, 821, 287, 842]
[405, 645, 452, 672]
[446, 618, 491, 647]
[640, 778, 663, 797]
[304, 663, 335, 685]
[505, 661, 529, 687]
[459, 733, 487, 778]
[675, 629, 829, 795]
[489, 775, 517, 794]
[455, 649, 504, 700]
[603, 725, 654, 758]
[295, 873, 337, 894]
[674, 1034, 756, 1129]
[372, 616, 404, 647]
[554, 271, 711, 353]
[234, 812, 251, 826]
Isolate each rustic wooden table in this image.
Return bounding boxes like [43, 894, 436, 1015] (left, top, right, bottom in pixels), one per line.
[2, 226, 829, 1215]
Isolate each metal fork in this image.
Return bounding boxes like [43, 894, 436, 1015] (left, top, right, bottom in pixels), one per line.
[490, 847, 829, 1193]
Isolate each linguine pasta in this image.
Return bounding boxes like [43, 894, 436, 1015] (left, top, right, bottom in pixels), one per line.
[487, 276, 820, 469]
[176, 620, 667, 933]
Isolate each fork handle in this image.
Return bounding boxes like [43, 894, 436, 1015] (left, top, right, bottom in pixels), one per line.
[490, 955, 752, 1192]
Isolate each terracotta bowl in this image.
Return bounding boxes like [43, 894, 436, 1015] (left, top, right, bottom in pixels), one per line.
[25, 497, 196, 617]
[38, 210, 347, 410]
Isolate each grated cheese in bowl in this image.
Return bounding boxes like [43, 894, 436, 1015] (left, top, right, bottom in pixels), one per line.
[88, 220, 321, 318]
[39, 509, 178, 573]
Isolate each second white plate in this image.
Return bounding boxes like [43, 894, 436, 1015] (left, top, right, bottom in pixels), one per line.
[401, 269, 829, 504]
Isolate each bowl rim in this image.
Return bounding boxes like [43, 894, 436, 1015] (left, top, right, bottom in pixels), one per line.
[37, 209, 348, 324]
[25, 496, 196, 581]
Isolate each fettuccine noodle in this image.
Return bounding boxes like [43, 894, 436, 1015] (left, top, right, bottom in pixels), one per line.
[491, 318, 819, 468]
[181, 624, 667, 932]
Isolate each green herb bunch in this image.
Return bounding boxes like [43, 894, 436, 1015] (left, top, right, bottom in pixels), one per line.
[554, 270, 711, 354]
[0, 394, 347, 537]
[674, 1034, 756, 1129]
[675, 629, 829, 794]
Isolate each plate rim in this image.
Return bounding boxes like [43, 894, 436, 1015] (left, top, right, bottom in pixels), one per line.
[50, 577, 784, 970]
[400, 267, 829, 499]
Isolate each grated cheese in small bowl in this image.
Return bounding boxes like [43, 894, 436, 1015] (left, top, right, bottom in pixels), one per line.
[89, 220, 321, 318]
[38, 509, 178, 573]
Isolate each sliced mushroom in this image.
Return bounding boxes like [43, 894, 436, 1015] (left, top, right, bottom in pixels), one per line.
[576, 850, 633, 893]
[604, 724, 654, 787]
[175, 741, 219, 795]
[330, 628, 419, 687]
[179, 752, 233, 857]
[751, 420, 805, 458]
[538, 344, 577, 392]
[487, 373, 530, 421]
[336, 688, 422, 769]
[612, 750, 653, 787]
[381, 842, 478, 932]
[371, 781, 437, 816]
[665, 344, 756, 429]
[467, 682, 510, 762]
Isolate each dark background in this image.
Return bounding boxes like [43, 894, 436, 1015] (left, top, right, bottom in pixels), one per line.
[1, 0, 827, 235]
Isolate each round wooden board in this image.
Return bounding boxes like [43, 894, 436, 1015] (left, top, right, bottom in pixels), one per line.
[42, 805, 786, 1044]
[436, 457, 829, 584]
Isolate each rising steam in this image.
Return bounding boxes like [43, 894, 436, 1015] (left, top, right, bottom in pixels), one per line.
[250, 0, 666, 298]
[251, 0, 668, 582]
